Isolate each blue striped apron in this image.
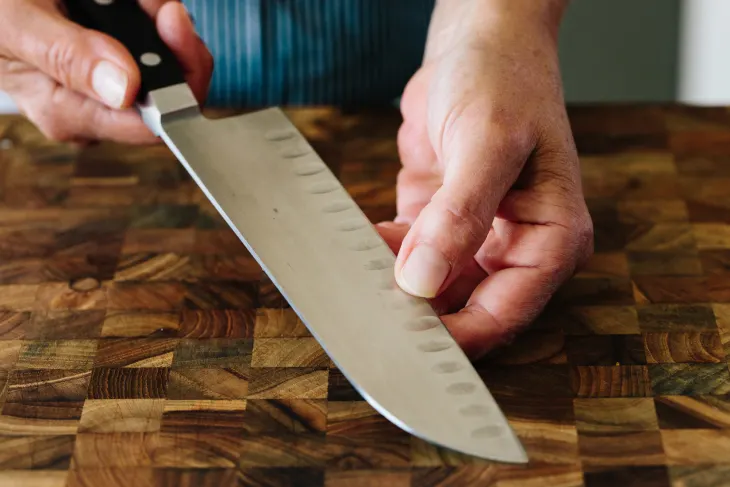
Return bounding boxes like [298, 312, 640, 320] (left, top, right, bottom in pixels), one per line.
[183, 0, 436, 107]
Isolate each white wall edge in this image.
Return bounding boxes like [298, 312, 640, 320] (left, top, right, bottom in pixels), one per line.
[678, 0, 730, 105]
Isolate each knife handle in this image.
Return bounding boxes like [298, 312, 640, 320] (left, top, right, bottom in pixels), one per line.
[64, 0, 187, 102]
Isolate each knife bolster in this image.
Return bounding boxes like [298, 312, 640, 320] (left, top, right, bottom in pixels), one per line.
[139, 84, 201, 136]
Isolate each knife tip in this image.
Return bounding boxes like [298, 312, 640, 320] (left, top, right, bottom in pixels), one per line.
[504, 442, 530, 464]
[460, 426, 530, 464]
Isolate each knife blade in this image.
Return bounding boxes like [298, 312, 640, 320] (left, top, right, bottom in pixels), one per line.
[66, 0, 527, 463]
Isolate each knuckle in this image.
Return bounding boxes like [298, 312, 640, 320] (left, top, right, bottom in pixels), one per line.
[542, 249, 575, 279]
[533, 163, 579, 199]
[576, 211, 595, 263]
[488, 120, 532, 155]
[204, 48, 215, 73]
[476, 105, 534, 153]
[432, 194, 488, 247]
[542, 206, 594, 278]
[567, 206, 595, 271]
[44, 36, 81, 86]
[396, 122, 417, 157]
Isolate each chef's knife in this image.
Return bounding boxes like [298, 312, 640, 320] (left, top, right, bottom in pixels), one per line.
[66, 0, 527, 463]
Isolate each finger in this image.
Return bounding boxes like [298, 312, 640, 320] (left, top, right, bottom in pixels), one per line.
[137, 0, 171, 17]
[24, 82, 157, 144]
[485, 192, 594, 272]
[374, 221, 410, 255]
[395, 106, 440, 223]
[395, 70, 441, 223]
[441, 265, 557, 360]
[394, 167, 441, 224]
[2, 0, 141, 109]
[394, 111, 533, 299]
[155, 2, 214, 103]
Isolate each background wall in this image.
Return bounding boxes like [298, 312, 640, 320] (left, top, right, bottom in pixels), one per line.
[558, 0, 681, 103]
[1, 0, 729, 113]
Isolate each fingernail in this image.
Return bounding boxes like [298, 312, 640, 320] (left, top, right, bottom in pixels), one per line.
[91, 60, 128, 109]
[397, 245, 450, 298]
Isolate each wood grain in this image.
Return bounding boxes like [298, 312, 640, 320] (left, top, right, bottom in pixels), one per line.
[237, 434, 410, 469]
[100, 311, 181, 338]
[0, 401, 82, 435]
[326, 401, 406, 439]
[121, 229, 195, 254]
[171, 339, 252, 368]
[167, 366, 249, 400]
[649, 364, 730, 396]
[638, 305, 717, 332]
[565, 335, 646, 365]
[654, 395, 730, 429]
[0, 434, 76, 469]
[6, 369, 91, 402]
[0, 284, 39, 311]
[662, 429, 730, 465]
[87, 368, 169, 399]
[669, 465, 730, 487]
[247, 368, 328, 399]
[0, 341, 26, 369]
[0, 471, 68, 487]
[628, 252, 703, 276]
[3, 105, 730, 485]
[571, 366, 652, 398]
[94, 338, 179, 368]
[181, 281, 258, 310]
[643, 332, 725, 363]
[578, 431, 666, 467]
[106, 282, 184, 311]
[583, 466, 671, 487]
[78, 399, 165, 433]
[251, 338, 329, 368]
[556, 306, 640, 335]
[484, 332, 567, 365]
[574, 398, 658, 433]
[114, 253, 197, 282]
[239, 468, 324, 487]
[70, 432, 177, 468]
[410, 466, 500, 487]
[254, 309, 311, 338]
[325, 470, 410, 487]
[160, 400, 247, 434]
[35, 282, 107, 311]
[0, 311, 31, 339]
[577, 252, 630, 279]
[242, 399, 327, 435]
[179, 310, 255, 338]
[15, 340, 98, 369]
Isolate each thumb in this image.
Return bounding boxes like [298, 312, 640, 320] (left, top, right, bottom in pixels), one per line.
[4, 2, 140, 109]
[394, 115, 530, 298]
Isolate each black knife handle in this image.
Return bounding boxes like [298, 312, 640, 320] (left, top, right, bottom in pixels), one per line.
[64, 0, 187, 102]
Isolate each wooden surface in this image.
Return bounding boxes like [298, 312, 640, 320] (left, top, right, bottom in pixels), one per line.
[0, 105, 729, 487]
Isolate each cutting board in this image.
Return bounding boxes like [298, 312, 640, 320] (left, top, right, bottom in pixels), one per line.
[0, 105, 729, 486]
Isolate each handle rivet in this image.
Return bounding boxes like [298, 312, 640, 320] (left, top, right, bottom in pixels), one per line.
[94, 0, 114, 4]
[140, 52, 162, 67]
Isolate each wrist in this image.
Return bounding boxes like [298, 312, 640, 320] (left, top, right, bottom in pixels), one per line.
[425, 0, 569, 60]
[471, 0, 569, 41]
